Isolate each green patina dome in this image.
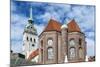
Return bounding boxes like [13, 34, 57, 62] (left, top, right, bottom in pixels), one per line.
[24, 20, 37, 35]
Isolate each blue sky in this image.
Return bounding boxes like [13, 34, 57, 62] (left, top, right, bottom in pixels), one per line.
[11, 0, 95, 56]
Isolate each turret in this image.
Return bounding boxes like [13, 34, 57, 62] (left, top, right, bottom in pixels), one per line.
[61, 24, 68, 62]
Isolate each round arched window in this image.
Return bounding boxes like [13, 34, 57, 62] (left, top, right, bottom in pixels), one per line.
[47, 47, 54, 60]
[69, 47, 76, 59]
[48, 39, 53, 46]
[79, 47, 83, 59]
[69, 39, 75, 46]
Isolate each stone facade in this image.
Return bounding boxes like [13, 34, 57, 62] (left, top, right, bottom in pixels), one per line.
[22, 7, 86, 64]
[38, 19, 86, 64]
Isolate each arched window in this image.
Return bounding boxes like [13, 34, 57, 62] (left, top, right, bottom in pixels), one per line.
[47, 47, 54, 60]
[34, 39, 36, 43]
[32, 44, 35, 47]
[69, 39, 75, 46]
[79, 38, 82, 45]
[30, 38, 32, 42]
[47, 38, 53, 46]
[69, 47, 76, 59]
[27, 37, 28, 41]
[79, 47, 83, 59]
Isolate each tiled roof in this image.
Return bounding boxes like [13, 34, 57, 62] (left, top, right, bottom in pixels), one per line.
[41, 19, 81, 34]
[28, 48, 43, 61]
[67, 19, 81, 32]
[28, 49, 39, 60]
[43, 19, 62, 32]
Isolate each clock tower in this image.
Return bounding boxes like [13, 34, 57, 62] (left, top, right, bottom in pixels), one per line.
[22, 7, 38, 62]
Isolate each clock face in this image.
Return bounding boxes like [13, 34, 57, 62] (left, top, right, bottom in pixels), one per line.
[48, 39, 53, 46]
[69, 39, 75, 46]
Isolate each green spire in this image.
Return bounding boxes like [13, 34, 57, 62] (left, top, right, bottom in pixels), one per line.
[24, 6, 37, 35]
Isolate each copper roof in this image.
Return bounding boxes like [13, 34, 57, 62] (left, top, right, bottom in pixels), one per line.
[67, 19, 81, 32]
[43, 19, 62, 32]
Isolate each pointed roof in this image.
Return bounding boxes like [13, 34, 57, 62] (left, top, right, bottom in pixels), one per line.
[67, 19, 81, 32]
[43, 19, 62, 32]
[40, 19, 81, 36]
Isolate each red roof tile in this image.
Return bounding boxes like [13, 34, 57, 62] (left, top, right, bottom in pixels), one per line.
[28, 49, 39, 60]
[41, 19, 81, 35]
[43, 19, 62, 32]
[28, 48, 43, 61]
[67, 19, 81, 32]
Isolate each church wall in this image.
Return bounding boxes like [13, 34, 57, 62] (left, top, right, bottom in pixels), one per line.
[39, 31, 60, 64]
[67, 32, 86, 62]
[57, 33, 63, 63]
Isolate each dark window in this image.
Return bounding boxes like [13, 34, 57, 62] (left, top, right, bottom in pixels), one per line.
[79, 38, 82, 45]
[41, 49, 43, 62]
[31, 26, 32, 28]
[34, 39, 36, 43]
[41, 40, 43, 47]
[32, 44, 35, 47]
[27, 37, 28, 41]
[30, 38, 32, 42]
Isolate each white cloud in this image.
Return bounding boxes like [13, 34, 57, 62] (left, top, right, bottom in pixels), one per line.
[11, 1, 95, 56]
[85, 31, 95, 40]
[86, 38, 95, 56]
[35, 24, 45, 35]
[39, 4, 71, 23]
[77, 7, 95, 32]
[36, 12, 51, 23]
[11, 13, 45, 53]
[11, 13, 28, 40]
[11, 41, 22, 53]
[11, 1, 16, 12]
[65, 6, 95, 33]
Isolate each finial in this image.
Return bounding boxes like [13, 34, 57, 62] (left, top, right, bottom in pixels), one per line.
[29, 5, 33, 20]
[28, 5, 33, 24]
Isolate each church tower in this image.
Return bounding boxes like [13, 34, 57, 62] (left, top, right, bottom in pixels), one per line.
[22, 6, 38, 61]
